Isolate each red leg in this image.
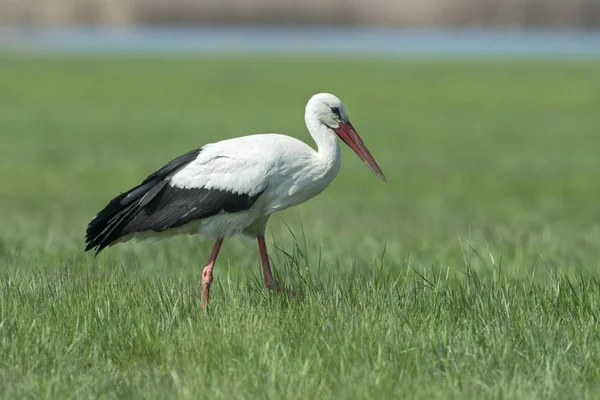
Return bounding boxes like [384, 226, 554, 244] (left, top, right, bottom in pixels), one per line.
[201, 238, 224, 312]
[257, 235, 296, 297]
[257, 234, 280, 291]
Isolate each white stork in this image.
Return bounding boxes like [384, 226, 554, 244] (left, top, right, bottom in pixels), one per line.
[85, 93, 386, 311]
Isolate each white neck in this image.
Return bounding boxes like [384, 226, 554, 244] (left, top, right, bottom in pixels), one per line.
[305, 113, 342, 177]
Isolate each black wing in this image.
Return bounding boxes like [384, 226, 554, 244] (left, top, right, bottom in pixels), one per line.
[84, 148, 262, 255]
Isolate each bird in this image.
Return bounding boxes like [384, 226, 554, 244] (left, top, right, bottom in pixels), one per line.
[85, 93, 386, 311]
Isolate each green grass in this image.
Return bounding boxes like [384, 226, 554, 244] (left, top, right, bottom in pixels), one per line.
[1, 53, 600, 399]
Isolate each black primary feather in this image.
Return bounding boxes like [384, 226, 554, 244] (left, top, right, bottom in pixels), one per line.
[84, 147, 263, 255]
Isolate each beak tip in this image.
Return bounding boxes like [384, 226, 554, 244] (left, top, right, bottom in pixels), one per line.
[369, 166, 387, 182]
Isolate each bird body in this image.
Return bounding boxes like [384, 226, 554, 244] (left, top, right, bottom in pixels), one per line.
[111, 133, 341, 245]
[85, 93, 385, 311]
[170, 132, 342, 230]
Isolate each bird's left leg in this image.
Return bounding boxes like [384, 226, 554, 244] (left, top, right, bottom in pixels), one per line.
[201, 238, 224, 313]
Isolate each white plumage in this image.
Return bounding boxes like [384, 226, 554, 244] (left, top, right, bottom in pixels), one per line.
[168, 132, 341, 238]
[85, 93, 386, 311]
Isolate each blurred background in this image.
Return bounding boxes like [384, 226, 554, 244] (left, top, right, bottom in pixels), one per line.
[0, 0, 599, 55]
[0, 0, 599, 27]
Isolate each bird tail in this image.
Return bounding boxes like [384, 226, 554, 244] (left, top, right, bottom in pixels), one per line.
[85, 147, 203, 255]
[84, 180, 167, 255]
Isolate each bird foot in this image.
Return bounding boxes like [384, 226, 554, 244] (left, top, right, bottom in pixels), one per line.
[265, 279, 296, 297]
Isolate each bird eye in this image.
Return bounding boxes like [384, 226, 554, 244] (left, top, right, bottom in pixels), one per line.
[331, 107, 341, 118]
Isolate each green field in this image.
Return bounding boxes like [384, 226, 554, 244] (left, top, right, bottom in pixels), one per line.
[1, 54, 600, 399]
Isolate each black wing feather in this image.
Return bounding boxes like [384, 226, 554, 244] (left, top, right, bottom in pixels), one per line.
[124, 186, 262, 233]
[84, 147, 263, 255]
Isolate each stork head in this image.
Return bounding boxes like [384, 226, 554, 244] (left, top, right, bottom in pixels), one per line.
[306, 93, 387, 182]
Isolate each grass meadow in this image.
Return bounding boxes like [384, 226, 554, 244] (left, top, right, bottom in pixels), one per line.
[1, 53, 600, 399]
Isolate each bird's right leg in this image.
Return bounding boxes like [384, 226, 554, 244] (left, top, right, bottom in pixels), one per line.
[257, 234, 280, 291]
[257, 235, 296, 297]
[201, 238, 224, 313]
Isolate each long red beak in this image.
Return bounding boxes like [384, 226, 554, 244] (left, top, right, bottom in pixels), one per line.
[334, 121, 387, 182]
